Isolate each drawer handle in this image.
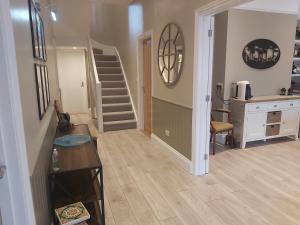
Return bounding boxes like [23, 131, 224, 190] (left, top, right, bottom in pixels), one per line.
[256, 106, 260, 109]
[290, 103, 294, 106]
[273, 105, 278, 107]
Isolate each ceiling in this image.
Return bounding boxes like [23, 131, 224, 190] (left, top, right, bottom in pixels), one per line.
[235, 0, 300, 15]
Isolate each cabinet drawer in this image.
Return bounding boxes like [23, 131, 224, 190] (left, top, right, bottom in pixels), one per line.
[248, 103, 268, 112]
[282, 100, 299, 109]
[268, 102, 282, 110]
[267, 111, 281, 124]
[266, 124, 280, 137]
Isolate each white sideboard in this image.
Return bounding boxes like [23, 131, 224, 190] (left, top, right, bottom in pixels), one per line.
[231, 95, 300, 149]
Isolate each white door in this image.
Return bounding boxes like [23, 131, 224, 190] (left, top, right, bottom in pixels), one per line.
[281, 109, 299, 135]
[0, 130, 14, 225]
[246, 112, 266, 140]
[57, 49, 88, 113]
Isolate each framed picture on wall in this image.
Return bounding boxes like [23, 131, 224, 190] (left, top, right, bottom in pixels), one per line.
[41, 23, 47, 61]
[44, 65, 50, 104]
[34, 64, 44, 119]
[36, 14, 44, 61]
[29, 0, 39, 59]
[41, 65, 48, 111]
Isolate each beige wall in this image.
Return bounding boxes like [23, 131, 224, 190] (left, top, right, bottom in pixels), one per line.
[93, 0, 213, 109]
[90, 1, 115, 46]
[152, 98, 192, 159]
[9, 0, 60, 174]
[51, 0, 91, 46]
[212, 11, 228, 120]
[223, 9, 297, 99]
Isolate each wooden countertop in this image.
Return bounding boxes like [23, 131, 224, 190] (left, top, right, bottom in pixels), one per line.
[231, 95, 300, 103]
[49, 124, 102, 174]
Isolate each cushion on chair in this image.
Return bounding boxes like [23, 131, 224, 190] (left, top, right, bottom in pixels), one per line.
[211, 121, 234, 132]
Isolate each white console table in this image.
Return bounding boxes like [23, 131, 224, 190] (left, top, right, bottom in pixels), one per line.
[231, 95, 300, 149]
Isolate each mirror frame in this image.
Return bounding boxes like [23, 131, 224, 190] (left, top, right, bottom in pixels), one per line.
[158, 23, 185, 87]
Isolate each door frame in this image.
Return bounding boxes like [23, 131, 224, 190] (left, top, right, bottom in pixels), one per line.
[0, 0, 36, 224]
[191, 0, 252, 175]
[137, 30, 154, 131]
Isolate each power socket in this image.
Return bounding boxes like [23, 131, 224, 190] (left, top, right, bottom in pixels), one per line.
[165, 130, 170, 137]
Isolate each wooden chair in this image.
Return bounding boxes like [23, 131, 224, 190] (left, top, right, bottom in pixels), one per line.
[210, 108, 234, 155]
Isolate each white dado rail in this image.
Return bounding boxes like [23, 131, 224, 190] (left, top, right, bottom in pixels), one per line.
[231, 95, 300, 148]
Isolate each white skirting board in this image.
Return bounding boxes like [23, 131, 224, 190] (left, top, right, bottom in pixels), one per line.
[151, 134, 191, 172]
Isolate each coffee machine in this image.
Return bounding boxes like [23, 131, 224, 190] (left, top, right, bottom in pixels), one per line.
[235, 81, 252, 100]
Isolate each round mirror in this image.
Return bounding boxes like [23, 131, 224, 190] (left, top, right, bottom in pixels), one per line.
[158, 23, 184, 86]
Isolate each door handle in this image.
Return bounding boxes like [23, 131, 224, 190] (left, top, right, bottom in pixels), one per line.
[81, 82, 84, 87]
[0, 166, 6, 179]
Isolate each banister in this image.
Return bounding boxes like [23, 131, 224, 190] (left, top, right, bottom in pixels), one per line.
[87, 38, 103, 132]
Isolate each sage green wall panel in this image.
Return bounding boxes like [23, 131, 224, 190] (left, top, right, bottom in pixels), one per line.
[152, 97, 192, 160]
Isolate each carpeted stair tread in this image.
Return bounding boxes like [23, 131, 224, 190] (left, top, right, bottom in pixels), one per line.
[103, 103, 131, 107]
[104, 119, 136, 125]
[102, 103, 132, 113]
[99, 74, 124, 81]
[103, 111, 134, 116]
[102, 95, 130, 104]
[96, 61, 120, 67]
[101, 81, 126, 88]
[102, 95, 129, 98]
[94, 55, 117, 61]
[102, 88, 127, 96]
[103, 111, 135, 122]
[98, 67, 122, 74]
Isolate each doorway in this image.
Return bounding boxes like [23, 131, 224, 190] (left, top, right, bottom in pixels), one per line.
[137, 30, 154, 136]
[57, 48, 88, 114]
[143, 38, 152, 136]
[191, 0, 251, 176]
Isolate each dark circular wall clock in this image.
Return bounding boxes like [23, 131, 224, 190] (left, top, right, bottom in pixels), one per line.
[158, 23, 185, 86]
[242, 39, 281, 69]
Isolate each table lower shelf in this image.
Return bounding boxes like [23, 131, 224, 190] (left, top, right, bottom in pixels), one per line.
[50, 169, 104, 225]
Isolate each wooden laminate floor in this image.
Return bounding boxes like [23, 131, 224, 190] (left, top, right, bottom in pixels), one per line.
[72, 114, 300, 225]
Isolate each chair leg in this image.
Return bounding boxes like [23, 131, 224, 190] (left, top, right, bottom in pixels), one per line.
[213, 132, 216, 155]
[231, 129, 235, 148]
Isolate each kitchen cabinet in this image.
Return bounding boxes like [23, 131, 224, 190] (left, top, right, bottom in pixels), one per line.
[231, 96, 300, 148]
[281, 109, 299, 135]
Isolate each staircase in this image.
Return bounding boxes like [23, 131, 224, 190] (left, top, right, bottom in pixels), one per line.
[92, 48, 137, 132]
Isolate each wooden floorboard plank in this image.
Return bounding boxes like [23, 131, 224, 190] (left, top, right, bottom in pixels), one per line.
[72, 114, 300, 225]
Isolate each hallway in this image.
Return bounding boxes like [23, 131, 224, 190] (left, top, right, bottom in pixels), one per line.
[94, 127, 300, 225]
